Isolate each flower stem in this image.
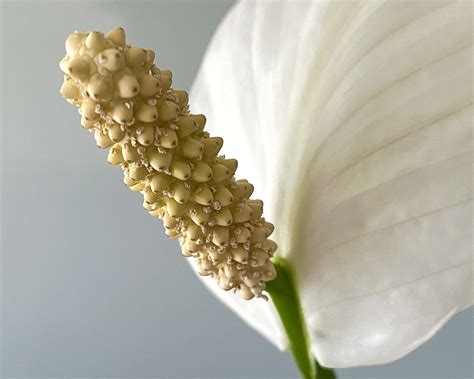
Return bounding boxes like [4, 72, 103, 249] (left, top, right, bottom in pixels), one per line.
[266, 257, 336, 379]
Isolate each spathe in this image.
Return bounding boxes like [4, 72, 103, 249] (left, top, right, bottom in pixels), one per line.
[190, 0, 472, 368]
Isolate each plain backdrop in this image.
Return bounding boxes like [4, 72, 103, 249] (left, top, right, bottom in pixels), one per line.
[0, 1, 472, 378]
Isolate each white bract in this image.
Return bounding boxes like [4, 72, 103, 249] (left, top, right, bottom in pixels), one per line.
[189, 0, 473, 368]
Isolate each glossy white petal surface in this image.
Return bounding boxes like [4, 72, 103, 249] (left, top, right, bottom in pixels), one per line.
[190, 0, 473, 367]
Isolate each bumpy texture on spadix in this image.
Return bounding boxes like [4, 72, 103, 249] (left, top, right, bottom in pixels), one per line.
[59, 28, 277, 300]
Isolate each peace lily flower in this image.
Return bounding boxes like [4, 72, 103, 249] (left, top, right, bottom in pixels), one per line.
[189, 0, 473, 374]
[58, 0, 472, 377]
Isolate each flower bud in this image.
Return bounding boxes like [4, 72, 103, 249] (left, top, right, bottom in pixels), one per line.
[239, 285, 255, 300]
[211, 163, 230, 182]
[87, 78, 112, 102]
[182, 241, 200, 256]
[264, 221, 274, 236]
[59, 57, 70, 74]
[220, 158, 238, 176]
[248, 200, 263, 220]
[192, 161, 213, 182]
[207, 247, 222, 263]
[116, 74, 140, 98]
[192, 114, 206, 132]
[107, 145, 124, 166]
[60, 81, 80, 99]
[165, 228, 181, 239]
[189, 206, 210, 226]
[123, 174, 136, 187]
[179, 137, 203, 159]
[125, 47, 148, 70]
[166, 197, 187, 218]
[148, 148, 172, 171]
[108, 123, 126, 143]
[214, 207, 233, 226]
[204, 255, 218, 274]
[135, 124, 155, 146]
[128, 162, 148, 181]
[251, 225, 268, 243]
[185, 223, 202, 241]
[81, 115, 95, 129]
[261, 263, 277, 282]
[148, 208, 161, 217]
[80, 99, 98, 120]
[67, 57, 90, 81]
[65, 33, 85, 57]
[202, 137, 223, 157]
[230, 180, 254, 198]
[171, 181, 191, 204]
[96, 48, 125, 73]
[111, 103, 133, 125]
[86, 31, 107, 50]
[157, 129, 178, 148]
[231, 203, 252, 223]
[122, 142, 140, 162]
[234, 226, 251, 243]
[213, 186, 233, 207]
[130, 181, 146, 192]
[158, 100, 180, 122]
[191, 186, 214, 206]
[262, 239, 278, 255]
[223, 263, 239, 279]
[138, 74, 160, 97]
[135, 103, 158, 122]
[171, 90, 188, 108]
[212, 226, 229, 246]
[218, 276, 234, 291]
[176, 116, 198, 138]
[143, 187, 161, 204]
[105, 27, 126, 47]
[146, 49, 155, 64]
[170, 159, 191, 180]
[243, 273, 261, 288]
[94, 130, 114, 148]
[230, 247, 249, 264]
[250, 249, 269, 267]
[163, 212, 177, 229]
[160, 70, 172, 92]
[148, 172, 171, 193]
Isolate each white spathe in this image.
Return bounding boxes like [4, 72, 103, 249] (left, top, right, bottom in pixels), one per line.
[189, 0, 473, 368]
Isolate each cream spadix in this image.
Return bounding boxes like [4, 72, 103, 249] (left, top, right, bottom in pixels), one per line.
[59, 27, 278, 300]
[190, 0, 473, 368]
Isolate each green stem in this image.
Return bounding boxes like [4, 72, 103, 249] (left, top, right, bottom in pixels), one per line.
[266, 257, 336, 379]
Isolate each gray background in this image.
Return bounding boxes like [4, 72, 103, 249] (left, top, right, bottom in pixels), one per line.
[0, 1, 472, 378]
